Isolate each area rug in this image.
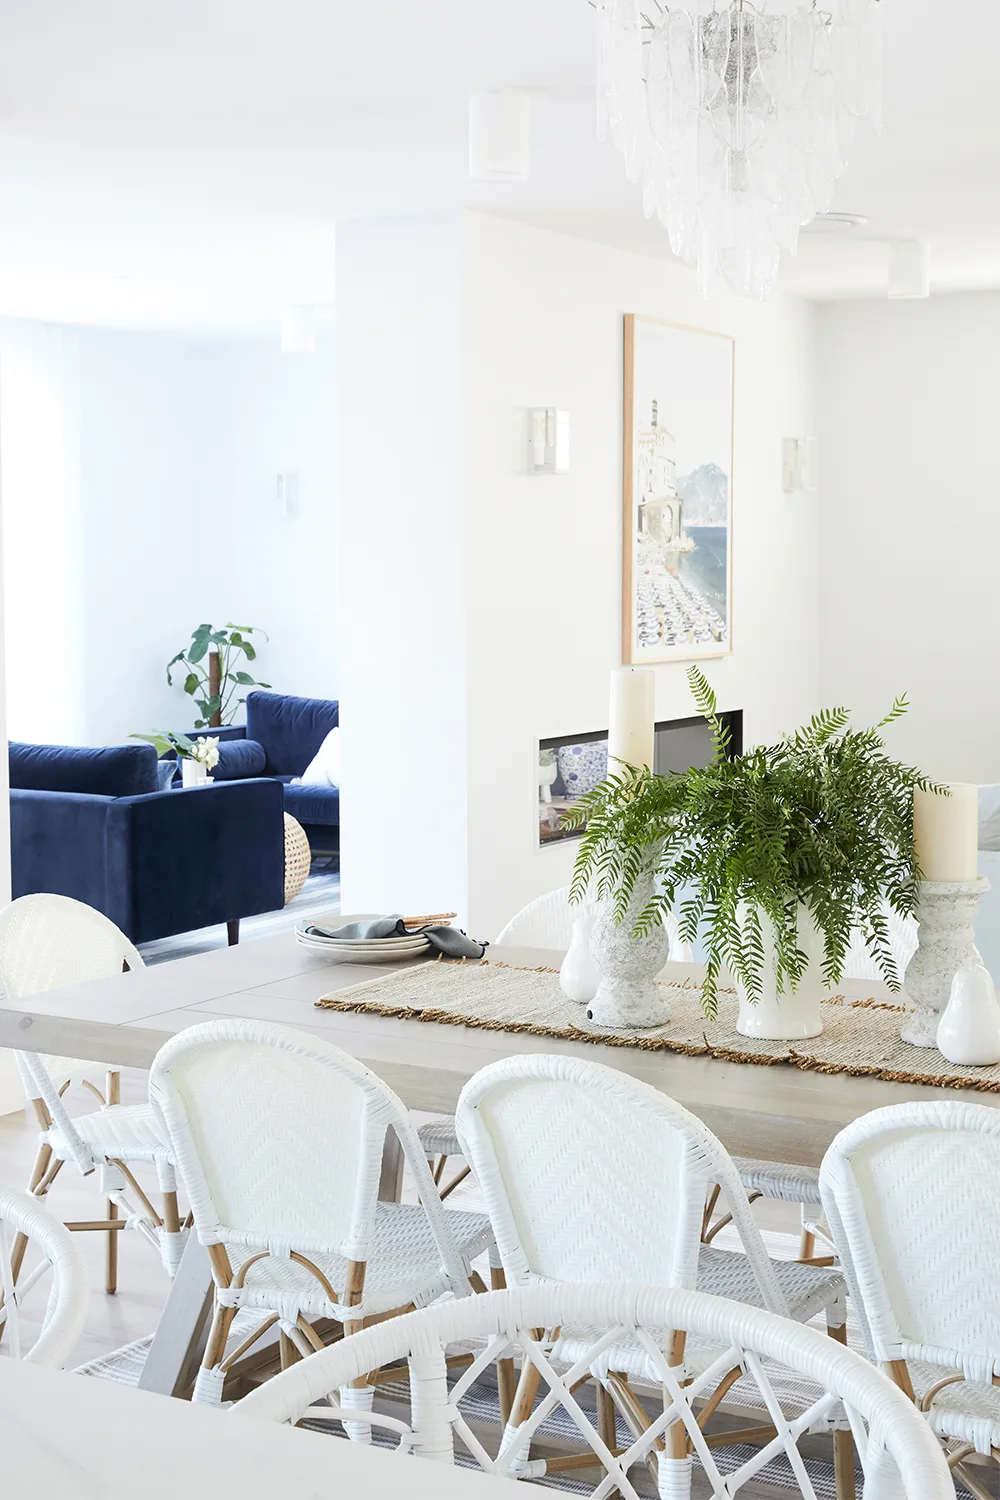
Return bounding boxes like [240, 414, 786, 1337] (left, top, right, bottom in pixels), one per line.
[316, 959, 1000, 1094]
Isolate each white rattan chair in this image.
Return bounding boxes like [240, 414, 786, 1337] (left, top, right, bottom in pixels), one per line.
[495, 885, 692, 961]
[0, 1187, 89, 1366]
[820, 1100, 1000, 1497]
[148, 1018, 495, 1411]
[234, 1283, 952, 1499]
[420, 888, 693, 1199]
[841, 906, 918, 985]
[0, 894, 185, 1291]
[455, 1053, 852, 1498]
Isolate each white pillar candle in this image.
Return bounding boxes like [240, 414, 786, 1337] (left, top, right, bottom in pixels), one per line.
[913, 783, 979, 883]
[608, 667, 655, 771]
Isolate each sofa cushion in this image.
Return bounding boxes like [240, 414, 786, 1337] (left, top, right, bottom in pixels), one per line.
[245, 691, 339, 778]
[282, 782, 340, 829]
[9, 742, 158, 798]
[210, 738, 268, 781]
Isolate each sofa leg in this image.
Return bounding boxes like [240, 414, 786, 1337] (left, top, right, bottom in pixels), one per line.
[226, 920, 240, 947]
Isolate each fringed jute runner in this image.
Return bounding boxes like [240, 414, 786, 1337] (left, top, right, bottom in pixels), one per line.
[315, 960, 1000, 1094]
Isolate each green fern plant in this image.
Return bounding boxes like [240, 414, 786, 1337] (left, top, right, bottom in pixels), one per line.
[567, 667, 938, 1019]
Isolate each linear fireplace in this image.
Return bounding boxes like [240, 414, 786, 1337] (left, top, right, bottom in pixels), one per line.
[538, 710, 743, 848]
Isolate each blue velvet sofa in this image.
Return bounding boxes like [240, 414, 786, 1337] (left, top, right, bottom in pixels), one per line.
[9, 741, 285, 944]
[199, 691, 340, 859]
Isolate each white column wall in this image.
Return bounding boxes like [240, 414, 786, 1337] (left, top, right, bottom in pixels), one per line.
[335, 215, 470, 920]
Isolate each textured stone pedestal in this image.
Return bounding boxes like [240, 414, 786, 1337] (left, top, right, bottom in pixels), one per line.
[901, 877, 990, 1048]
[587, 875, 670, 1030]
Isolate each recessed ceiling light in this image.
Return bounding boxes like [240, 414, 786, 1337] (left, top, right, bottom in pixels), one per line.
[802, 212, 870, 235]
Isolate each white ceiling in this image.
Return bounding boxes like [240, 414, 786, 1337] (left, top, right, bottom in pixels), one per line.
[0, 0, 995, 331]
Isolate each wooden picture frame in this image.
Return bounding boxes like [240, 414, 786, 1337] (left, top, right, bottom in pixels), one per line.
[622, 314, 735, 665]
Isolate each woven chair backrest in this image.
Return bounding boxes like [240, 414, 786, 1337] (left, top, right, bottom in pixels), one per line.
[841, 904, 918, 983]
[456, 1053, 785, 1309]
[233, 1282, 953, 1500]
[495, 888, 579, 949]
[495, 887, 692, 961]
[0, 893, 144, 1003]
[149, 1019, 452, 1266]
[820, 1100, 1000, 1380]
[0, 895, 145, 1171]
[0, 1187, 89, 1366]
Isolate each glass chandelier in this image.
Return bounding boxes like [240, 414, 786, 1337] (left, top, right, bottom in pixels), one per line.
[597, 0, 883, 299]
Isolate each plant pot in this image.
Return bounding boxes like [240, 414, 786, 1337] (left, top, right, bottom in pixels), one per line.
[588, 873, 670, 1029]
[181, 759, 212, 787]
[735, 903, 825, 1041]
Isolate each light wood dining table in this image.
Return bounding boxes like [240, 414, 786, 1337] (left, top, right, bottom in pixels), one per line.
[2, 1357, 516, 1498]
[2, 927, 996, 1398]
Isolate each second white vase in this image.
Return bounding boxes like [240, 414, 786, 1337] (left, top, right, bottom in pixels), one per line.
[735, 904, 825, 1041]
[559, 911, 600, 1004]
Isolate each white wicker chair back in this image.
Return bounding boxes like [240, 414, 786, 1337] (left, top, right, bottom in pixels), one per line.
[456, 1054, 786, 1310]
[234, 1283, 952, 1499]
[149, 1019, 470, 1275]
[0, 893, 144, 1003]
[0, 1187, 89, 1366]
[0, 894, 146, 1172]
[495, 888, 580, 949]
[820, 1100, 1000, 1380]
[841, 904, 918, 983]
[496, 887, 692, 961]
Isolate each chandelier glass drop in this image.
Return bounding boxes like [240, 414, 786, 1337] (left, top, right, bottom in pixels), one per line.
[597, 0, 883, 299]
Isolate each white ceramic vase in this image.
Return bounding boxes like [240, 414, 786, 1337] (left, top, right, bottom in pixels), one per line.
[559, 911, 600, 1004]
[588, 872, 670, 1030]
[735, 903, 825, 1041]
[181, 758, 212, 787]
[936, 961, 1000, 1066]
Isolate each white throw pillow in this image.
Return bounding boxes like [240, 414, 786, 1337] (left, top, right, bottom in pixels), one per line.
[299, 726, 340, 788]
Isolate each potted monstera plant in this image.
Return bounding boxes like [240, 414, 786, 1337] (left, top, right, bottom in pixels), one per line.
[567, 668, 935, 1039]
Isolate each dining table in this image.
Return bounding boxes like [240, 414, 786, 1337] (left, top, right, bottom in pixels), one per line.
[1, 1357, 516, 1498]
[2, 925, 996, 1399]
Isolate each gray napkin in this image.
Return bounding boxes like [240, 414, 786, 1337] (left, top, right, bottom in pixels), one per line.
[302, 914, 487, 960]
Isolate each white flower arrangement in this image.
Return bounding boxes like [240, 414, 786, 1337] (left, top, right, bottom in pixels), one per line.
[190, 735, 220, 771]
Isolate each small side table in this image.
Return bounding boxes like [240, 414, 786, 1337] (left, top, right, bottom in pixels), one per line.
[283, 812, 311, 903]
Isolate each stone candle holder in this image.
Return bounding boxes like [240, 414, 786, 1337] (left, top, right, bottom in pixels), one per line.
[587, 873, 670, 1030]
[901, 876, 990, 1048]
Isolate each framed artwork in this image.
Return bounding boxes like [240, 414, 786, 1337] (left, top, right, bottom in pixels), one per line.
[622, 314, 734, 664]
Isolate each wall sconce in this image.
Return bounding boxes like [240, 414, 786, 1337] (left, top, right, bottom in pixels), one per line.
[528, 409, 569, 474]
[782, 437, 818, 494]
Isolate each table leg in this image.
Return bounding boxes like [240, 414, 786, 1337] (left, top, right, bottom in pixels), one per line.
[138, 1235, 214, 1398]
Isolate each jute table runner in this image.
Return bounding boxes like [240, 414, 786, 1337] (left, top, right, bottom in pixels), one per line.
[316, 960, 1000, 1094]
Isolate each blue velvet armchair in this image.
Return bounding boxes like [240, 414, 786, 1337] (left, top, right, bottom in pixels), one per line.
[200, 691, 340, 858]
[9, 741, 285, 945]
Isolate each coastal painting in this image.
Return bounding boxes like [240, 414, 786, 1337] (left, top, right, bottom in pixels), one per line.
[622, 314, 734, 664]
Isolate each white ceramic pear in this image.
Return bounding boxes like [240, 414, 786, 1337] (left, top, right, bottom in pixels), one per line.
[935, 961, 1000, 1067]
[559, 911, 600, 1004]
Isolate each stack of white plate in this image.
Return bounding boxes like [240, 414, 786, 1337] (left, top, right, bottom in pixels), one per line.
[295, 923, 431, 964]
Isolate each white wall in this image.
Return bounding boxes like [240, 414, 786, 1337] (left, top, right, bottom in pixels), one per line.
[2, 320, 336, 746]
[817, 292, 1000, 782]
[463, 215, 820, 938]
[337, 211, 820, 936]
[336, 215, 470, 920]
